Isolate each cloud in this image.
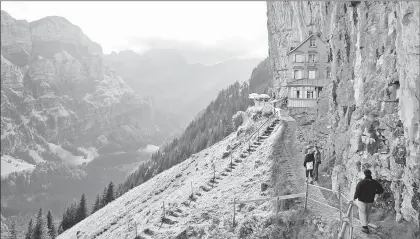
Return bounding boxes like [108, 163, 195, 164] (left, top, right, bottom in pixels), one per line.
[1, 1, 268, 64]
[113, 35, 266, 64]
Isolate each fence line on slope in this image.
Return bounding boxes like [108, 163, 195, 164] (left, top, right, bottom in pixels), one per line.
[229, 182, 361, 239]
[246, 112, 276, 151]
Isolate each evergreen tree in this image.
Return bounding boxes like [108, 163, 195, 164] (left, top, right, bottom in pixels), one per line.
[47, 210, 57, 239]
[106, 182, 115, 203]
[69, 203, 78, 228]
[101, 186, 108, 207]
[76, 193, 87, 223]
[25, 219, 34, 239]
[9, 221, 17, 239]
[92, 194, 101, 214]
[61, 207, 70, 231]
[33, 208, 50, 239]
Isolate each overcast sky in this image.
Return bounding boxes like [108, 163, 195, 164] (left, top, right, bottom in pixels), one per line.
[1, 1, 268, 63]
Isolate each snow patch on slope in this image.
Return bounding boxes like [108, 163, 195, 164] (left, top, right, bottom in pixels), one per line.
[28, 149, 45, 163]
[139, 144, 160, 155]
[1, 155, 35, 177]
[48, 143, 95, 165]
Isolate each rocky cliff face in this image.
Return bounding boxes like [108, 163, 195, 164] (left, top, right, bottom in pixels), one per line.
[1, 11, 176, 170]
[267, 1, 419, 223]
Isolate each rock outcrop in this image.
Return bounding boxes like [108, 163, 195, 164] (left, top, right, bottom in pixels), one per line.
[1, 10, 178, 169]
[267, 1, 419, 223]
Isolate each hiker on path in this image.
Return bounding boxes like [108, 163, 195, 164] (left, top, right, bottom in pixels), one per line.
[303, 147, 315, 184]
[351, 169, 384, 234]
[314, 146, 321, 182]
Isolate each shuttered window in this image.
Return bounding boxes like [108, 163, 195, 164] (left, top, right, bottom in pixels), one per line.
[294, 70, 303, 79]
[295, 54, 304, 62]
[309, 70, 316, 79]
[309, 54, 316, 62]
[310, 39, 316, 47]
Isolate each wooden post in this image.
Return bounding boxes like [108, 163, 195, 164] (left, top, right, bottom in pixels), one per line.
[276, 197, 279, 216]
[304, 182, 309, 211]
[230, 154, 233, 169]
[350, 205, 354, 239]
[339, 186, 342, 225]
[213, 164, 216, 185]
[162, 201, 165, 219]
[257, 129, 259, 142]
[191, 182, 193, 198]
[232, 198, 236, 227]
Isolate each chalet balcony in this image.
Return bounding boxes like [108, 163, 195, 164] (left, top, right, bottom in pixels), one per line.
[287, 98, 317, 108]
[287, 78, 327, 87]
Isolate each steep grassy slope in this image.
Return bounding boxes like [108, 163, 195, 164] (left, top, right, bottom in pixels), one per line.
[58, 108, 285, 238]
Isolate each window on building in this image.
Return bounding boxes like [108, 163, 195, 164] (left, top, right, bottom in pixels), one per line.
[309, 70, 316, 79]
[296, 90, 300, 99]
[294, 70, 302, 79]
[310, 39, 316, 47]
[295, 54, 304, 62]
[307, 91, 314, 99]
[326, 70, 331, 79]
[309, 54, 316, 62]
[317, 87, 323, 98]
[305, 87, 315, 99]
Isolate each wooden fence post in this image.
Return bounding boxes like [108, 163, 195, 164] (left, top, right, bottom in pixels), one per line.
[304, 182, 309, 211]
[230, 154, 233, 169]
[135, 222, 137, 237]
[232, 198, 236, 227]
[257, 129, 259, 142]
[191, 181, 193, 199]
[213, 164, 216, 184]
[350, 205, 354, 239]
[162, 201, 166, 220]
[339, 186, 342, 225]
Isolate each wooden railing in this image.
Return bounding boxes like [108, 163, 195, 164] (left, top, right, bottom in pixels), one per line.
[229, 193, 305, 226]
[246, 112, 277, 152]
[229, 182, 365, 239]
[338, 202, 354, 239]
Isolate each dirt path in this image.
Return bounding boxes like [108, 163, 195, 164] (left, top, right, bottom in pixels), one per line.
[281, 116, 382, 239]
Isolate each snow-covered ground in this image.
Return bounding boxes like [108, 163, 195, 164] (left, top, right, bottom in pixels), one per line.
[58, 116, 284, 239]
[48, 143, 97, 165]
[1, 155, 36, 177]
[139, 144, 160, 155]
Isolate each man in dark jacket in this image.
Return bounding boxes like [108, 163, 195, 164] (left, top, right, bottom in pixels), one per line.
[303, 148, 315, 184]
[352, 169, 384, 234]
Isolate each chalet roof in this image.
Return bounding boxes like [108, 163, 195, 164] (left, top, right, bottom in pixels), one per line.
[287, 34, 325, 55]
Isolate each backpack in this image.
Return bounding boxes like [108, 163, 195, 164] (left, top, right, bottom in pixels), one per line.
[306, 161, 314, 170]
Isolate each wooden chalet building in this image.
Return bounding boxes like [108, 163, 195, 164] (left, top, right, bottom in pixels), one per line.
[284, 33, 331, 108]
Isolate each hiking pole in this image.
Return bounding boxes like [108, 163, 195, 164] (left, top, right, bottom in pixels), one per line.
[304, 182, 309, 211]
